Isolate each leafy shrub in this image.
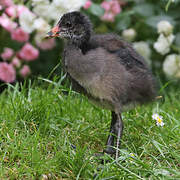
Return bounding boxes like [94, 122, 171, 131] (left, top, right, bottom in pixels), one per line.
[0, 0, 180, 84]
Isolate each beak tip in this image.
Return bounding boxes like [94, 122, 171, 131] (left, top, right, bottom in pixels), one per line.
[46, 31, 53, 37]
[46, 25, 60, 38]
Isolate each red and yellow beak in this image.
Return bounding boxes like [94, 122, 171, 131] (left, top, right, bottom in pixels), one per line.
[47, 25, 60, 38]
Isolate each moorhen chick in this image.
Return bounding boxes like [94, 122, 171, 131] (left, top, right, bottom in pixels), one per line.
[47, 11, 157, 159]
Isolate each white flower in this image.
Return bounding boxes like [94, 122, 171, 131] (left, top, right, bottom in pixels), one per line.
[166, 34, 175, 44]
[48, 2, 68, 22]
[129, 153, 135, 158]
[152, 113, 162, 120]
[52, 0, 86, 11]
[66, 0, 86, 11]
[33, 2, 51, 21]
[50, 0, 86, 22]
[156, 121, 164, 127]
[32, 0, 49, 6]
[122, 28, 136, 42]
[19, 10, 36, 33]
[33, 17, 50, 33]
[34, 31, 47, 44]
[157, 20, 173, 36]
[163, 54, 180, 78]
[152, 113, 164, 127]
[153, 34, 174, 55]
[133, 41, 151, 65]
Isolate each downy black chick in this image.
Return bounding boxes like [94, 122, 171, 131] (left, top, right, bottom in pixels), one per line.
[47, 11, 157, 159]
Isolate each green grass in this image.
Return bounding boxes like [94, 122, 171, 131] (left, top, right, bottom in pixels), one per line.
[0, 79, 179, 180]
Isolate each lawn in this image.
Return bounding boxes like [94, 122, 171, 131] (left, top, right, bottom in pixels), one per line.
[0, 79, 179, 179]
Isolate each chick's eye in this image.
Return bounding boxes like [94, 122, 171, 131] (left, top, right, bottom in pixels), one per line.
[66, 22, 71, 27]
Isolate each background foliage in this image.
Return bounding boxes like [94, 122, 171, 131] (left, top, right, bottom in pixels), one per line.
[0, 1, 180, 179]
[0, 0, 180, 83]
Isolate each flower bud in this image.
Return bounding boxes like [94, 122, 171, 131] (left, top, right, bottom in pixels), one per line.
[157, 20, 173, 36]
[153, 34, 174, 55]
[163, 54, 180, 78]
[122, 28, 136, 42]
[133, 41, 151, 65]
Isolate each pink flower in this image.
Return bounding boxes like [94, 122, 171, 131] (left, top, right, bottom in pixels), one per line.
[101, 0, 121, 22]
[101, 1, 111, 11]
[19, 43, 39, 61]
[1, 47, 14, 60]
[0, 5, 3, 10]
[0, 13, 17, 32]
[83, 0, 92, 9]
[16, 5, 29, 16]
[11, 56, 21, 68]
[0, 0, 14, 7]
[11, 27, 29, 42]
[20, 65, 31, 78]
[0, 62, 16, 83]
[36, 38, 56, 50]
[101, 12, 114, 22]
[5, 5, 17, 17]
[111, 0, 121, 14]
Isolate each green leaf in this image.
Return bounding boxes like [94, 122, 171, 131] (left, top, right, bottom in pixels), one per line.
[146, 15, 175, 28]
[154, 169, 171, 176]
[152, 140, 165, 158]
[165, 0, 173, 11]
[175, 33, 180, 46]
[89, 3, 104, 17]
[116, 14, 131, 30]
[133, 3, 155, 17]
